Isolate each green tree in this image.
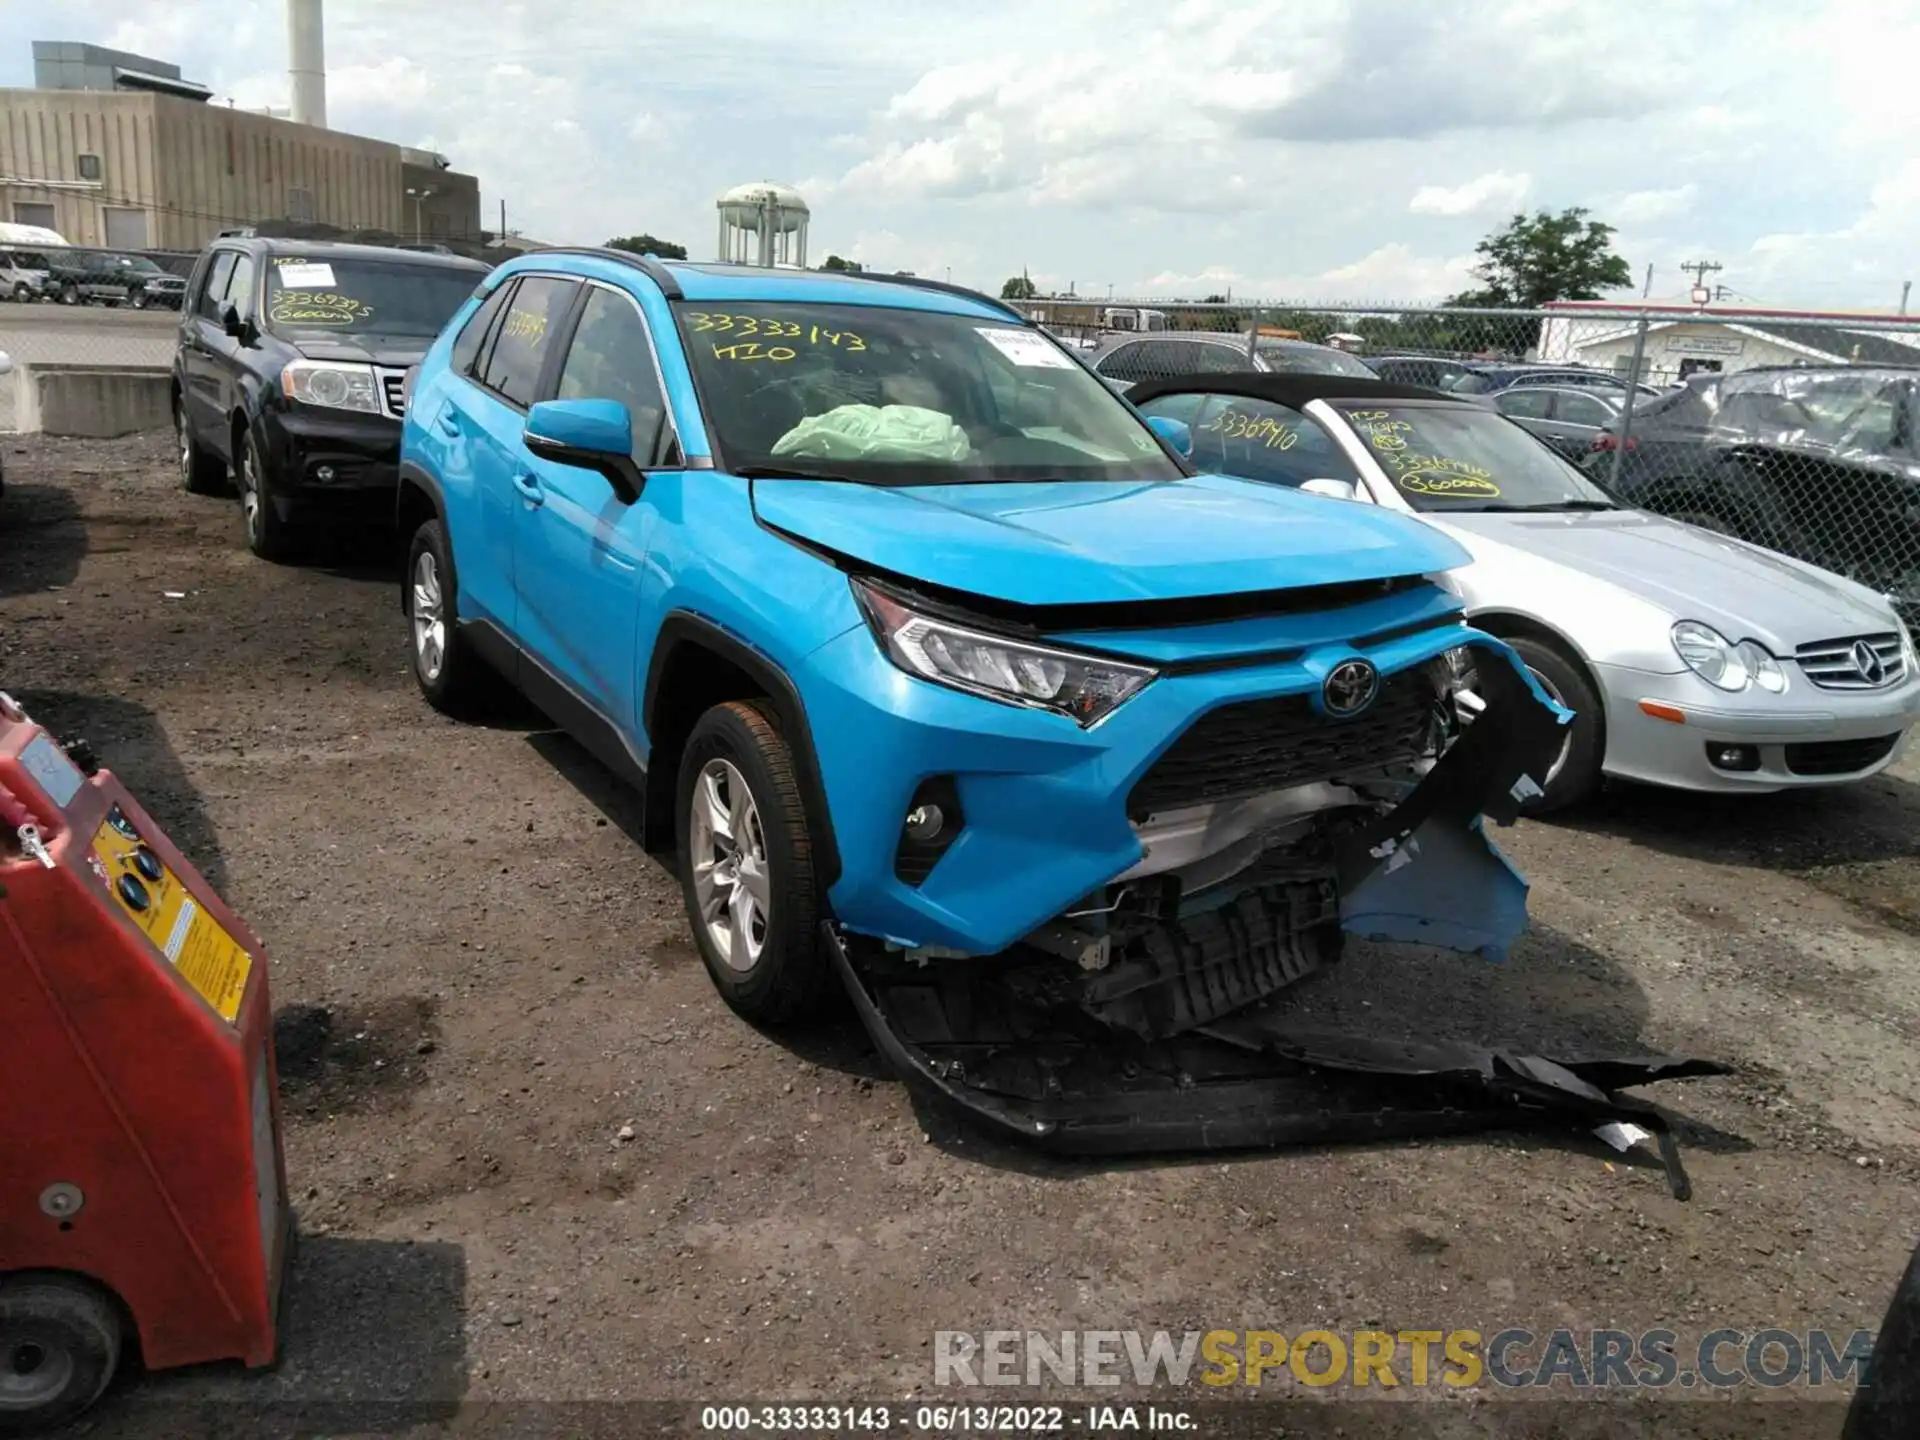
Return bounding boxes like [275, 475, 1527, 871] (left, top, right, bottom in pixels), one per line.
[820, 254, 864, 273]
[605, 233, 688, 259]
[1001, 274, 1038, 300]
[1447, 207, 1632, 310]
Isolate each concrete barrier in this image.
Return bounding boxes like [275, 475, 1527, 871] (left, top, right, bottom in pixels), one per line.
[16, 363, 172, 438]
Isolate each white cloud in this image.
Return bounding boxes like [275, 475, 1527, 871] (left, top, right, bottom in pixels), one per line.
[1408, 171, 1533, 218]
[1612, 184, 1699, 226]
[1138, 242, 1479, 304]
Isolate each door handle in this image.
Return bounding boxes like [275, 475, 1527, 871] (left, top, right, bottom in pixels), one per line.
[512, 471, 544, 506]
[435, 410, 462, 437]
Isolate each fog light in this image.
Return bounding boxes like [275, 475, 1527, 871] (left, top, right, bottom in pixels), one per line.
[904, 804, 944, 842]
[314, 464, 336, 483]
[1707, 743, 1760, 772]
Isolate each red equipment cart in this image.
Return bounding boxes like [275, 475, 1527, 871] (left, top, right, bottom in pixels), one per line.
[0, 691, 289, 1431]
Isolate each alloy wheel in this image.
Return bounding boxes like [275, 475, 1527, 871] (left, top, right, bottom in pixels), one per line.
[411, 550, 445, 681]
[689, 759, 771, 973]
[238, 443, 262, 544]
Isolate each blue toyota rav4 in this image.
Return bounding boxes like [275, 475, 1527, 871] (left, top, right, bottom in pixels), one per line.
[393, 251, 1690, 1156]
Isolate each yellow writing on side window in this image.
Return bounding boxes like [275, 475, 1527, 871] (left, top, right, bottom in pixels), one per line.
[688, 313, 866, 351]
[1204, 408, 1299, 450]
[501, 309, 548, 342]
[267, 290, 371, 327]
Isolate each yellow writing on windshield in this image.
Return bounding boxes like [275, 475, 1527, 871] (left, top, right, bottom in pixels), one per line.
[1390, 454, 1501, 498]
[1204, 409, 1299, 449]
[688, 313, 866, 350]
[713, 341, 798, 362]
[267, 290, 372, 327]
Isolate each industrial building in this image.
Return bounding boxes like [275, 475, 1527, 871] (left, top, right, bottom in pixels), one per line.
[0, 7, 482, 252]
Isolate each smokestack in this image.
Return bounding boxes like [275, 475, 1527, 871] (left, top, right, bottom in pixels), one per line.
[288, 0, 326, 128]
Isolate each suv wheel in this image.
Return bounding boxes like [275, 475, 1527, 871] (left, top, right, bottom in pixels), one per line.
[57, 282, 78, 305]
[129, 287, 148, 310]
[676, 700, 829, 1024]
[235, 428, 298, 562]
[404, 517, 503, 715]
[176, 405, 226, 495]
[9, 283, 28, 303]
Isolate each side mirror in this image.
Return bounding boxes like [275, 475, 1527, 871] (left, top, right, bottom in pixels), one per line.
[221, 304, 248, 340]
[1300, 477, 1358, 501]
[1144, 414, 1193, 459]
[524, 398, 642, 503]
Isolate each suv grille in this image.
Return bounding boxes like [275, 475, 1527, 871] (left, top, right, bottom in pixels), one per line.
[1127, 669, 1437, 820]
[1795, 633, 1906, 691]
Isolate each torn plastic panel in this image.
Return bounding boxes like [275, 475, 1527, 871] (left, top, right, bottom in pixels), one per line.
[1334, 641, 1572, 962]
[828, 926, 1726, 1199]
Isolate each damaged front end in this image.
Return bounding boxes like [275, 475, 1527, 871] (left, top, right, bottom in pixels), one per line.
[832, 628, 1725, 1193]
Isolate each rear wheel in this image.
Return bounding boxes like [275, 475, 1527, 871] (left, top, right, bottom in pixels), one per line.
[236, 428, 299, 562]
[176, 404, 226, 495]
[676, 700, 829, 1025]
[56, 283, 78, 306]
[0, 1275, 122, 1434]
[1505, 636, 1605, 814]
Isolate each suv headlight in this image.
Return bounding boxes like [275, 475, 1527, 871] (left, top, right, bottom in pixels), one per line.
[281, 360, 382, 414]
[853, 579, 1155, 726]
[1671, 620, 1785, 693]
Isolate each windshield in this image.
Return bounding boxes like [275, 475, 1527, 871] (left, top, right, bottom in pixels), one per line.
[1335, 403, 1617, 512]
[263, 257, 483, 337]
[674, 302, 1185, 484]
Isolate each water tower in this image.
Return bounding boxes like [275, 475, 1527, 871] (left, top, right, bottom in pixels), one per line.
[716, 182, 810, 268]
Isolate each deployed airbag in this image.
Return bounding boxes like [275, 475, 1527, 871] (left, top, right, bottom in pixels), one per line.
[771, 403, 970, 464]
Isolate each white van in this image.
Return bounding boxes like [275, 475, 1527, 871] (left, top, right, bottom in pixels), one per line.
[1, 248, 54, 302]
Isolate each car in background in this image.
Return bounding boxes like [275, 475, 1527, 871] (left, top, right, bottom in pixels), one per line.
[113, 256, 189, 310]
[1089, 330, 1378, 392]
[1366, 355, 1659, 398]
[1, 248, 53, 302]
[1586, 365, 1920, 629]
[170, 237, 490, 559]
[1130, 373, 1920, 811]
[1492, 384, 1627, 461]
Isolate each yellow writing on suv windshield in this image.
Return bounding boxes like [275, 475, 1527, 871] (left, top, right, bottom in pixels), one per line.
[268, 290, 371, 327]
[689, 313, 866, 351]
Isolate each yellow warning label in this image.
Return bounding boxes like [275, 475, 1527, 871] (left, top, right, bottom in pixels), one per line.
[92, 815, 254, 1024]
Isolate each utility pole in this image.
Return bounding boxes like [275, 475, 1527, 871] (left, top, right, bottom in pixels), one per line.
[1679, 259, 1723, 288]
[1643, 263, 1653, 297]
[1902, 280, 1912, 317]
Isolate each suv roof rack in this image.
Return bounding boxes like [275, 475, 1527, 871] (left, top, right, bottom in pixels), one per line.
[845, 270, 1026, 322]
[533, 246, 684, 299]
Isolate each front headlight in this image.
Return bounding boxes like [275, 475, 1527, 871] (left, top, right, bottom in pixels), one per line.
[853, 579, 1156, 727]
[1671, 620, 1785, 693]
[281, 360, 381, 414]
[1896, 611, 1918, 671]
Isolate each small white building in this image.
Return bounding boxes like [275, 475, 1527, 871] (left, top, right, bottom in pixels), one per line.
[1536, 300, 1920, 387]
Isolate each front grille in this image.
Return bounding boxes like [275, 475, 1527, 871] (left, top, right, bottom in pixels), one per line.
[1795, 633, 1906, 691]
[380, 372, 407, 419]
[1127, 669, 1437, 820]
[1784, 735, 1901, 776]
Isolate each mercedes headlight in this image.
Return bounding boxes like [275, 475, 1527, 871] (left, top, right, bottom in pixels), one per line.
[1671, 620, 1785, 693]
[853, 579, 1155, 726]
[1896, 611, 1918, 671]
[281, 359, 381, 414]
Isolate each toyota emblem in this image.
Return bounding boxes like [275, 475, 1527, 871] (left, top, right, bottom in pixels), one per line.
[1853, 639, 1886, 685]
[1323, 658, 1380, 717]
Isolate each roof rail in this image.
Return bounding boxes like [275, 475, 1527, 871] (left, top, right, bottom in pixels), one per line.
[533, 246, 685, 299]
[854, 270, 1026, 321]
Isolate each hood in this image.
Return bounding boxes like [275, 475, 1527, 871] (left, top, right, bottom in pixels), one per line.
[1437, 508, 1899, 649]
[289, 332, 431, 367]
[752, 474, 1469, 606]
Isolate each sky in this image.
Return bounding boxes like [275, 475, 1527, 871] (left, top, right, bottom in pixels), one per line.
[4, 0, 1917, 309]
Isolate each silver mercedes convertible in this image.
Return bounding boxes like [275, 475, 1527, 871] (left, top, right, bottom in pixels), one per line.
[1128, 373, 1920, 812]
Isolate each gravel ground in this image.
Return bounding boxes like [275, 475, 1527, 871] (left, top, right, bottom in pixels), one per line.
[3, 432, 1917, 1437]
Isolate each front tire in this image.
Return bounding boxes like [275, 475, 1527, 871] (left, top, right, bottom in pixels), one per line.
[236, 428, 298, 562]
[0, 1275, 122, 1434]
[1506, 636, 1605, 814]
[676, 700, 828, 1025]
[129, 288, 148, 310]
[404, 518, 503, 716]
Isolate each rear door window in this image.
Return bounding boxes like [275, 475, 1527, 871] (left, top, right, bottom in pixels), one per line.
[1495, 390, 1553, 420]
[1555, 392, 1614, 427]
[479, 276, 578, 409]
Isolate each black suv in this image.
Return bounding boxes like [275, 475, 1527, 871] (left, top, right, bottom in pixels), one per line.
[171, 237, 490, 559]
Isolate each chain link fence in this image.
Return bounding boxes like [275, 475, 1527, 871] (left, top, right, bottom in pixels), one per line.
[1020, 297, 1920, 628]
